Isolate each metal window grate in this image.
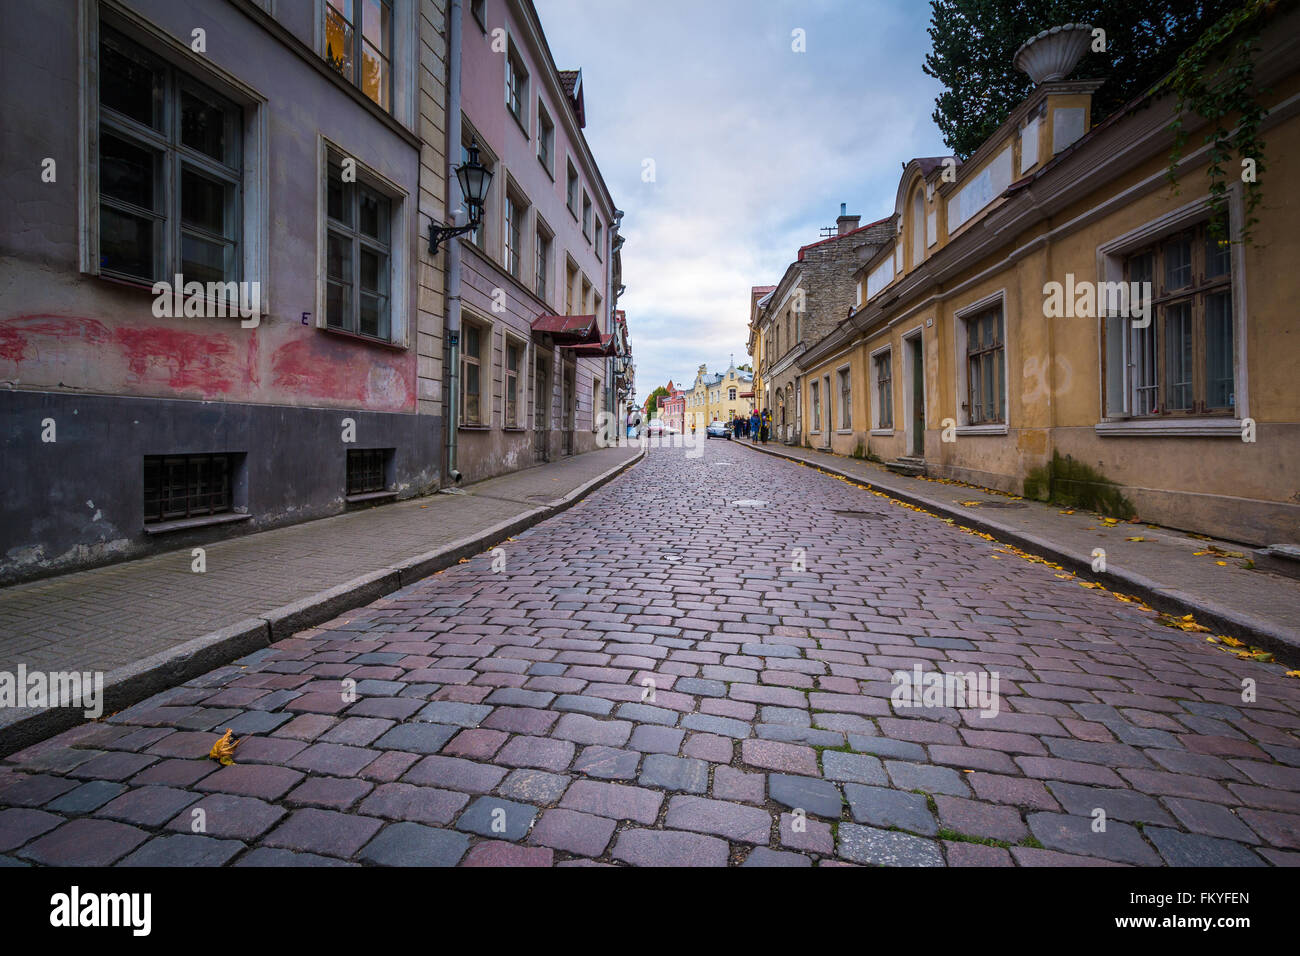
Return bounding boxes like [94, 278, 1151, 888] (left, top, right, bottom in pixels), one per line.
[347, 448, 389, 495]
[143, 454, 233, 523]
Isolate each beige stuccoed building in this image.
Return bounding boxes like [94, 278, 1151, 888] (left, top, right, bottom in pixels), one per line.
[794, 16, 1300, 546]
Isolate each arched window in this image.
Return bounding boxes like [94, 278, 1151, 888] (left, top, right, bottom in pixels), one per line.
[911, 184, 925, 269]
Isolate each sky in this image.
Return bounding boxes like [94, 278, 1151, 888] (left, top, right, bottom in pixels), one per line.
[533, 0, 949, 405]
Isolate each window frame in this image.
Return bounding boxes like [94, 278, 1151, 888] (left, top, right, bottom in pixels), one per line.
[323, 0, 394, 111]
[503, 334, 526, 428]
[324, 151, 395, 342]
[95, 24, 245, 290]
[1096, 195, 1248, 436]
[837, 365, 852, 430]
[536, 99, 554, 177]
[460, 316, 489, 426]
[505, 39, 529, 133]
[504, 185, 527, 280]
[534, 217, 553, 302]
[871, 348, 894, 432]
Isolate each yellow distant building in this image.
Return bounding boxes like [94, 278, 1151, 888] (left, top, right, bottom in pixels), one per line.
[685, 362, 753, 431]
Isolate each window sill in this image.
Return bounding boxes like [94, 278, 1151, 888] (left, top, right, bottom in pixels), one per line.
[1095, 418, 1241, 437]
[836, 428, 854, 435]
[503, 426, 527, 432]
[321, 325, 406, 351]
[871, 428, 894, 436]
[956, 424, 1008, 436]
[459, 424, 491, 432]
[346, 490, 398, 504]
[143, 512, 252, 536]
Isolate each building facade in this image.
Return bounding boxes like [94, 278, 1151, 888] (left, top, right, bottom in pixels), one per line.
[792, 15, 1300, 546]
[751, 209, 893, 444]
[448, 0, 619, 478]
[0, 0, 443, 584]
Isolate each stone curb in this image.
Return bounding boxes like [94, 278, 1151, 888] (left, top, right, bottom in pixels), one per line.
[741, 440, 1300, 664]
[0, 447, 645, 757]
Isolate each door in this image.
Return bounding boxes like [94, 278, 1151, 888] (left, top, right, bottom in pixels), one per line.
[562, 368, 575, 456]
[909, 336, 925, 457]
[534, 355, 550, 463]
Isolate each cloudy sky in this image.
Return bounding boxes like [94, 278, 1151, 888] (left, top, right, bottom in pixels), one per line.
[534, 0, 948, 404]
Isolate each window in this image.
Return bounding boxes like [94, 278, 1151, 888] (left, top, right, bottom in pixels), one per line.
[346, 448, 390, 495]
[505, 42, 528, 128]
[838, 368, 852, 428]
[566, 161, 579, 216]
[324, 0, 392, 110]
[470, 0, 486, 30]
[565, 260, 577, 315]
[143, 453, 235, 523]
[595, 221, 603, 260]
[810, 381, 821, 432]
[729, 388, 737, 401]
[910, 187, 925, 269]
[581, 276, 592, 313]
[582, 192, 592, 239]
[537, 101, 554, 175]
[461, 320, 486, 425]
[873, 351, 893, 429]
[1124, 223, 1234, 417]
[505, 340, 522, 427]
[592, 379, 601, 431]
[534, 222, 551, 300]
[97, 27, 243, 287]
[593, 292, 602, 323]
[964, 305, 1005, 424]
[504, 190, 524, 279]
[326, 156, 392, 340]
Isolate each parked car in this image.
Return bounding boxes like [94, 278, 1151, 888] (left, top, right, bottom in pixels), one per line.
[706, 420, 730, 439]
[645, 419, 675, 436]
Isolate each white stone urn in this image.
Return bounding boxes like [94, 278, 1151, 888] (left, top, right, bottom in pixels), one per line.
[1013, 24, 1093, 84]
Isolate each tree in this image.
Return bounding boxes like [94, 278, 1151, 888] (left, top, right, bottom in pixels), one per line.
[644, 385, 669, 418]
[923, 0, 1242, 160]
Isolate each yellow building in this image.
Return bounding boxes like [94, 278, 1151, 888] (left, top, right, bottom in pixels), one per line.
[685, 362, 754, 431]
[795, 15, 1300, 545]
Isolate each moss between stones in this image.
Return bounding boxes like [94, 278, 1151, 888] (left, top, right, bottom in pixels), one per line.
[1023, 451, 1135, 518]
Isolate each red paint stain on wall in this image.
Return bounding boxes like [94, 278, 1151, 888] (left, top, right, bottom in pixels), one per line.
[271, 336, 413, 411]
[0, 315, 112, 363]
[114, 327, 238, 394]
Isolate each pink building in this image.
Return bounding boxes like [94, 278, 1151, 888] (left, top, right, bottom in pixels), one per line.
[449, 0, 622, 477]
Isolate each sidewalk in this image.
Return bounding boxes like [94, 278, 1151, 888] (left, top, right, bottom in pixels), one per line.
[0, 445, 643, 752]
[738, 438, 1300, 659]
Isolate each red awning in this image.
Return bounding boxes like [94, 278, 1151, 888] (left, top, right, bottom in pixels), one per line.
[531, 313, 600, 344]
[560, 333, 614, 357]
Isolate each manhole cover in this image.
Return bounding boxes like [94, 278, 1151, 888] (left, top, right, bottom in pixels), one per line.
[731, 499, 768, 508]
[833, 510, 877, 518]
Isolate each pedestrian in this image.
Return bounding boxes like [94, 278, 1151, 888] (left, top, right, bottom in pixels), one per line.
[749, 408, 760, 442]
[760, 408, 771, 444]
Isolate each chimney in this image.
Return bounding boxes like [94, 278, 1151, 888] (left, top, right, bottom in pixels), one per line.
[837, 202, 861, 236]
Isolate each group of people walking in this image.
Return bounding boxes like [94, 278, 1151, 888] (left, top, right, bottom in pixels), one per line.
[732, 408, 773, 443]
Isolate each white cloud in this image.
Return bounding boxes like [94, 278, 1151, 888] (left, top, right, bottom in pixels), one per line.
[534, 0, 947, 401]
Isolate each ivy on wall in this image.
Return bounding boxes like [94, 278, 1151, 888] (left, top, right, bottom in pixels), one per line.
[1157, 0, 1295, 245]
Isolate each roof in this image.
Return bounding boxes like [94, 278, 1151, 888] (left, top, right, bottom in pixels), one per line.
[558, 69, 585, 127]
[797, 215, 892, 260]
[751, 285, 776, 296]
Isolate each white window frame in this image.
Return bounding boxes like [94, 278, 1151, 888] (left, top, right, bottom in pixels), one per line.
[870, 345, 894, 434]
[315, 136, 410, 346]
[952, 290, 1009, 434]
[837, 364, 852, 431]
[503, 332, 527, 429]
[80, 5, 269, 317]
[1094, 190, 1248, 437]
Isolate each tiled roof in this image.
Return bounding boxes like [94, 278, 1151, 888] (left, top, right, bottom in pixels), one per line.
[797, 214, 892, 260]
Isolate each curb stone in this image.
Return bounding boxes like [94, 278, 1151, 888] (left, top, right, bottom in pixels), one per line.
[0, 447, 645, 757]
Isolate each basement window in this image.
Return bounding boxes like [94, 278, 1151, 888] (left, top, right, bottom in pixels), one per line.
[143, 453, 236, 523]
[346, 447, 393, 496]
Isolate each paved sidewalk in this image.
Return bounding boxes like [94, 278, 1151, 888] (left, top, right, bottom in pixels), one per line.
[737, 439, 1300, 658]
[0, 444, 641, 748]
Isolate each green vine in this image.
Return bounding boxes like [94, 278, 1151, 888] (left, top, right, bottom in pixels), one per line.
[1155, 0, 1292, 245]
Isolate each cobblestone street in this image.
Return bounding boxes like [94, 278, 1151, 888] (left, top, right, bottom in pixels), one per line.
[3, 440, 1299, 867]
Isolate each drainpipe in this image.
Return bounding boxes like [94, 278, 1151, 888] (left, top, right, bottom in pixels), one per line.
[444, 0, 464, 484]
